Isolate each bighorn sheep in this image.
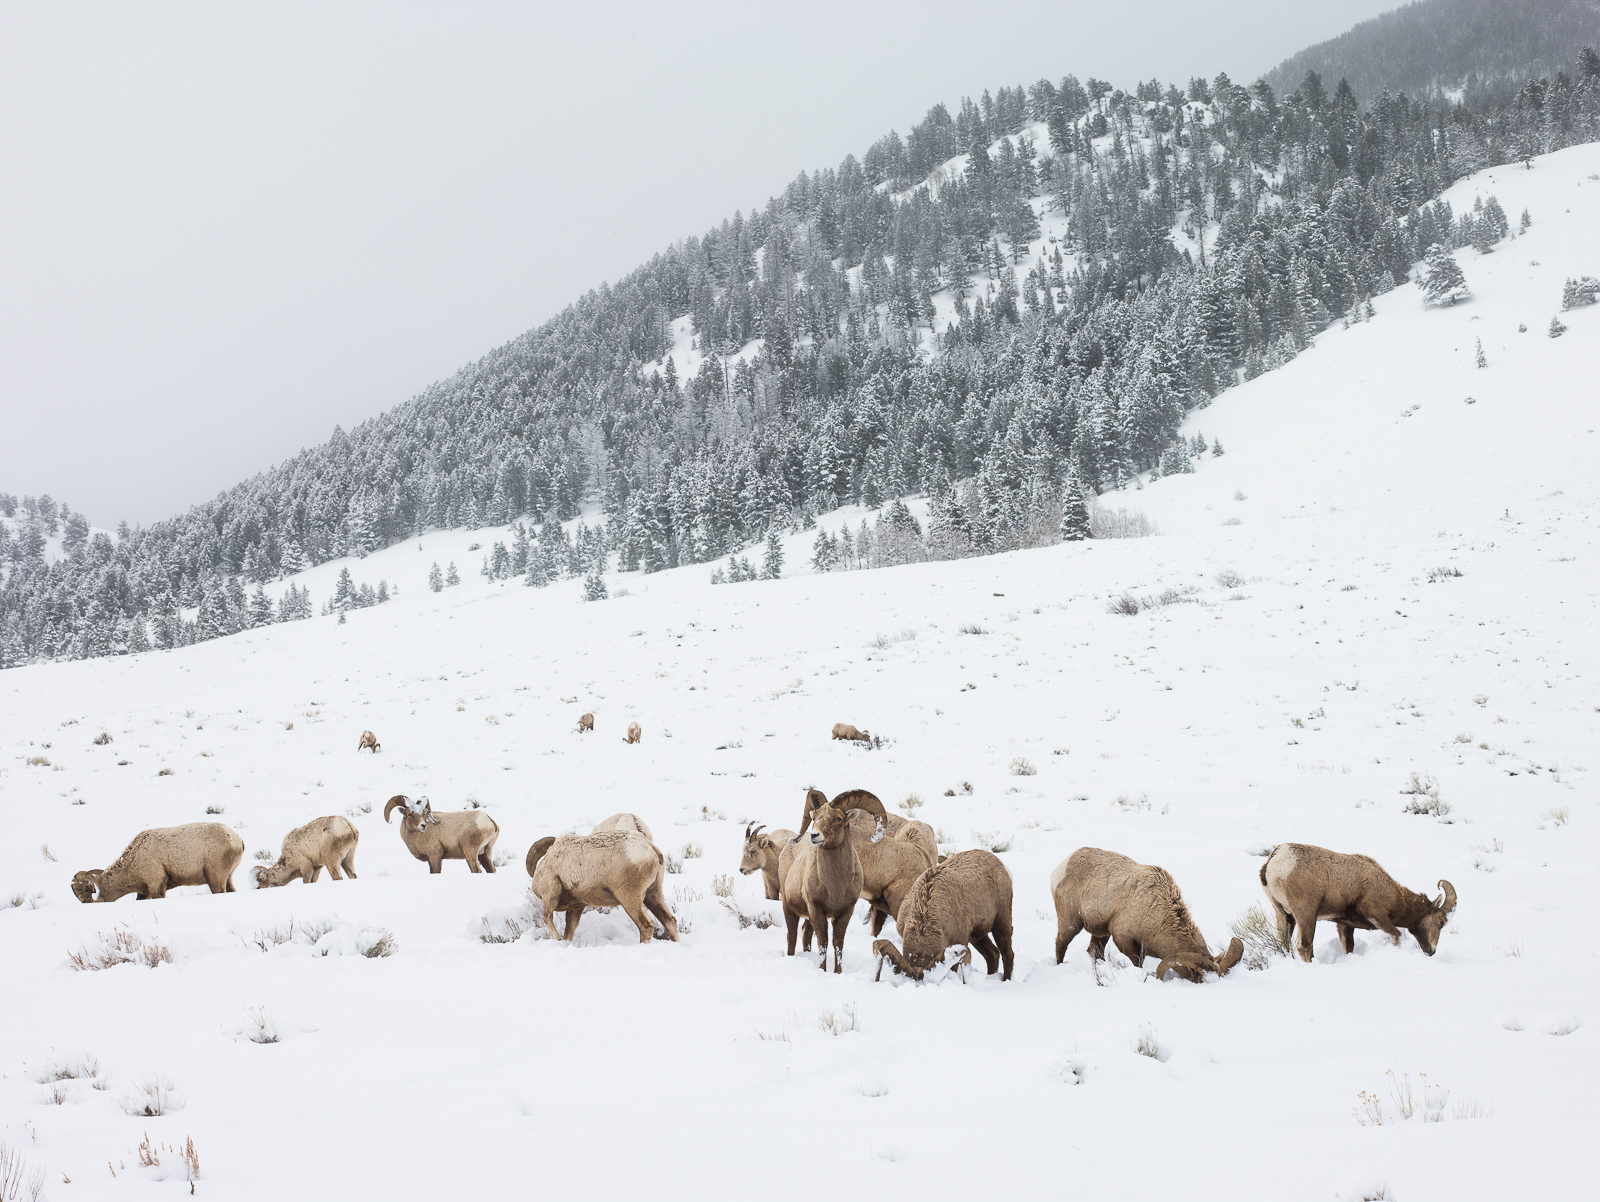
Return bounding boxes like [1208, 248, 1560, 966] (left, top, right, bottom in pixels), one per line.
[794, 786, 890, 842]
[624, 722, 641, 744]
[1261, 843, 1457, 961]
[778, 797, 863, 972]
[71, 823, 244, 902]
[873, 849, 1014, 981]
[592, 812, 653, 841]
[1051, 848, 1243, 983]
[383, 795, 499, 873]
[831, 722, 870, 742]
[739, 823, 797, 900]
[254, 816, 359, 888]
[357, 730, 380, 753]
[577, 712, 595, 733]
[847, 808, 936, 936]
[525, 831, 678, 943]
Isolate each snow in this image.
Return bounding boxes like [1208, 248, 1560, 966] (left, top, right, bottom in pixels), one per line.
[2, 146, 1597, 1200]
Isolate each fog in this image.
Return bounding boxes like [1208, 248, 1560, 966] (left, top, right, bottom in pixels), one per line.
[0, 0, 1401, 525]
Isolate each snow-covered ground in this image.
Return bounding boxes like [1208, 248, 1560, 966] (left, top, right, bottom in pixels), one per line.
[1, 146, 1596, 1201]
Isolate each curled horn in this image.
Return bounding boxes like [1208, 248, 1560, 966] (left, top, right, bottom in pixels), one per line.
[71, 870, 101, 904]
[1154, 956, 1202, 983]
[525, 836, 557, 879]
[744, 821, 765, 842]
[1436, 879, 1457, 914]
[383, 795, 409, 823]
[795, 787, 827, 839]
[1216, 937, 1244, 976]
[872, 938, 920, 982]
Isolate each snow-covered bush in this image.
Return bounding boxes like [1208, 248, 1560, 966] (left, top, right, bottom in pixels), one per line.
[1230, 904, 1290, 969]
[120, 1071, 183, 1117]
[68, 927, 173, 971]
[1009, 756, 1036, 777]
[1560, 275, 1599, 309]
[1399, 771, 1451, 817]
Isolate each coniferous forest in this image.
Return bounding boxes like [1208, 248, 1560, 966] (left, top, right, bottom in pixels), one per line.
[4, 5, 1600, 668]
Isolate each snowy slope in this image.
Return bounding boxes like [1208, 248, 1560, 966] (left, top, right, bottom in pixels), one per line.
[0, 146, 1596, 1201]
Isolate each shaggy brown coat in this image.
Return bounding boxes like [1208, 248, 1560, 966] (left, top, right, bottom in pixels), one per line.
[383, 796, 499, 873]
[357, 730, 380, 753]
[525, 831, 678, 943]
[847, 809, 937, 937]
[1051, 847, 1243, 983]
[72, 823, 245, 902]
[873, 849, 1015, 981]
[739, 823, 797, 900]
[778, 799, 863, 973]
[831, 722, 870, 742]
[1260, 843, 1457, 961]
[254, 815, 359, 887]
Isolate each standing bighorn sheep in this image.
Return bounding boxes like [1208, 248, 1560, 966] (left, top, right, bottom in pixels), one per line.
[254, 816, 359, 888]
[592, 812, 653, 840]
[72, 823, 244, 902]
[383, 796, 499, 873]
[739, 824, 797, 900]
[1051, 848, 1243, 982]
[874, 849, 1015, 981]
[525, 831, 678, 943]
[577, 713, 595, 733]
[1261, 843, 1457, 961]
[778, 797, 862, 972]
[624, 722, 641, 744]
[831, 723, 870, 742]
[357, 730, 380, 753]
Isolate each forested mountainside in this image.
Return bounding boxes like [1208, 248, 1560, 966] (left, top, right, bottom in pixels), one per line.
[1264, 0, 1600, 105]
[4, 29, 1600, 667]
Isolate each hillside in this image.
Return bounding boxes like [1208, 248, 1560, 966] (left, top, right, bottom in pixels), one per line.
[0, 145, 1595, 1200]
[4, 27, 1598, 671]
[1264, 0, 1600, 104]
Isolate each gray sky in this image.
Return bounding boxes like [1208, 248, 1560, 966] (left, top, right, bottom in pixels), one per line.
[0, 0, 1402, 526]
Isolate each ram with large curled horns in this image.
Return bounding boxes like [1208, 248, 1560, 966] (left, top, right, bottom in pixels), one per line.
[72, 823, 244, 902]
[383, 795, 500, 873]
[1260, 843, 1456, 962]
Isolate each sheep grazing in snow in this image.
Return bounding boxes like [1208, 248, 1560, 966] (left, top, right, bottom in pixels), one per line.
[383, 795, 500, 873]
[592, 812, 653, 841]
[623, 721, 642, 744]
[847, 808, 937, 937]
[778, 797, 863, 972]
[71, 822, 245, 902]
[254, 816, 359, 888]
[874, 849, 1014, 981]
[577, 712, 595, 733]
[739, 823, 797, 900]
[525, 830, 678, 943]
[357, 730, 380, 753]
[831, 722, 870, 743]
[1051, 847, 1242, 983]
[1260, 843, 1457, 961]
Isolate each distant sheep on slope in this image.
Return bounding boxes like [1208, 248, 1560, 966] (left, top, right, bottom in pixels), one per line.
[72, 823, 244, 902]
[831, 723, 870, 743]
[357, 730, 380, 753]
[525, 831, 678, 943]
[1051, 847, 1242, 983]
[383, 796, 499, 873]
[254, 816, 359, 888]
[624, 722, 641, 744]
[1261, 843, 1456, 961]
[874, 849, 1014, 981]
[577, 713, 595, 733]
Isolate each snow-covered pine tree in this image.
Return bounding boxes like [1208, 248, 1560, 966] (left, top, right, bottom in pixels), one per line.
[1475, 337, 1487, 368]
[1059, 472, 1092, 541]
[446, 562, 460, 587]
[249, 585, 274, 628]
[334, 567, 354, 613]
[1420, 244, 1469, 306]
[428, 562, 443, 592]
[761, 530, 784, 580]
[1549, 315, 1567, 338]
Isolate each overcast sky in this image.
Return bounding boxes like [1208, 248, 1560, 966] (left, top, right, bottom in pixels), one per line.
[0, 0, 1404, 525]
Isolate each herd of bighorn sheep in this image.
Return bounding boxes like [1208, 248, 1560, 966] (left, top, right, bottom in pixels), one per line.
[66, 724, 1458, 988]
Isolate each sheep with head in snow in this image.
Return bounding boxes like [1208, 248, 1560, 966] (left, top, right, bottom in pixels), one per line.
[623, 722, 641, 744]
[739, 823, 796, 900]
[357, 730, 380, 753]
[831, 722, 870, 743]
[1260, 843, 1456, 961]
[72, 822, 244, 902]
[874, 849, 1014, 981]
[254, 816, 360, 887]
[1051, 847, 1242, 983]
[577, 712, 595, 733]
[383, 795, 499, 873]
[525, 830, 678, 943]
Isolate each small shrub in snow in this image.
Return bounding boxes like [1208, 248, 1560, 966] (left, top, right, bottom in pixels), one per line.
[1009, 756, 1036, 777]
[712, 873, 735, 898]
[1222, 516, 1243, 526]
[682, 842, 703, 859]
[93, 731, 113, 745]
[1135, 1024, 1162, 1060]
[127, 1131, 200, 1184]
[1107, 593, 1142, 616]
[120, 1071, 183, 1117]
[1452, 1096, 1493, 1120]
[664, 853, 683, 874]
[1473, 693, 1489, 706]
[1230, 904, 1290, 970]
[958, 622, 988, 635]
[719, 898, 773, 930]
[818, 1002, 859, 1036]
[69, 927, 173, 971]
[974, 832, 1012, 853]
[39, 843, 56, 862]
[157, 767, 173, 776]
[362, 929, 398, 958]
[477, 892, 546, 944]
[901, 793, 923, 813]
[247, 923, 294, 951]
[1549, 315, 1567, 337]
[1542, 806, 1569, 827]
[253, 847, 274, 862]
[1113, 793, 1151, 814]
[1399, 772, 1451, 817]
[0, 1140, 46, 1202]
[1427, 565, 1462, 581]
[1215, 568, 1245, 589]
[242, 1006, 278, 1044]
[205, 804, 225, 815]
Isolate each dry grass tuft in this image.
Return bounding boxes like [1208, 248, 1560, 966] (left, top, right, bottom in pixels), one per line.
[1230, 904, 1291, 969]
[69, 927, 173, 971]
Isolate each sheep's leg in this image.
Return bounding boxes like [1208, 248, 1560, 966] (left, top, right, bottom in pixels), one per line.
[479, 848, 496, 873]
[622, 894, 654, 944]
[1085, 933, 1108, 961]
[1055, 913, 1083, 964]
[204, 869, 227, 894]
[342, 850, 357, 879]
[323, 859, 341, 881]
[1112, 934, 1143, 968]
[643, 882, 679, 941]
[1291, 909, 1318, 962]
[808, 903, 832, 970]
[994, 917, 1015, 982]
[1268, 896, 1295, 949]
[763, 872, 780, 902]
[541, 892, 567, 939]
[428, 855, 443, 874]
[870, 904, 889, 938]
[465, 848, 483, 873]
[830, 906, 854, 974]
[971, 932, 1001, 976]
[562, 905, 585, 941]
[1337, 922, 1356, 955]
[308, 864, 324, 883]
[783, 905, 800, 957]
[801, 919, 814, 953]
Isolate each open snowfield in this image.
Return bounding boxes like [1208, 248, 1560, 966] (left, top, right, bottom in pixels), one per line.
[2, 146, 1597, 1201]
